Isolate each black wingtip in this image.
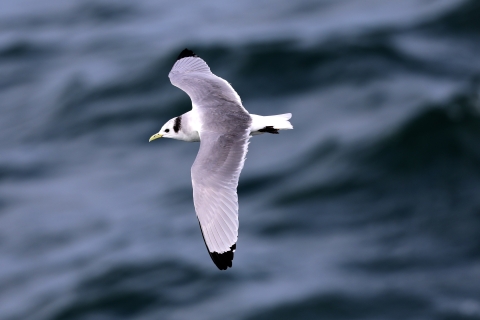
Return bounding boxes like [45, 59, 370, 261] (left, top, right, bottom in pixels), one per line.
[197, 219, 235, 270]
[209, 244, 236, 270]
[177, 48, 198, 61]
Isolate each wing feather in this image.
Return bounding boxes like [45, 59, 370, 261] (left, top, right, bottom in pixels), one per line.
[191, 128, 250, 258]
[169, 55, 243, 108]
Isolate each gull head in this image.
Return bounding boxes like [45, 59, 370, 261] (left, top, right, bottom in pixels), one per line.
[149, 118, 176, 141]
[149, 114, 200, 142]
[149, 116, 183, 142]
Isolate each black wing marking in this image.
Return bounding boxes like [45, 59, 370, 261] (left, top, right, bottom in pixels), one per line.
[177, 48, 198, 61]
[197, 219, 236, 270]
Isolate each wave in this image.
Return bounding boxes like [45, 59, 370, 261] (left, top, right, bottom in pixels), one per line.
[271, 88, 480, 240]
[364, 91, 480, 174]
[420, 0, 480, 35]
[246, 291, 431, 320]
[280, 86, 480, 202]
[38, 57, 184, 142]
[44, 260, 234, 319]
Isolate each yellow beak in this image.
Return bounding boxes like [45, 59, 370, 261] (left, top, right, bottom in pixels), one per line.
[149, 133, 163, 142]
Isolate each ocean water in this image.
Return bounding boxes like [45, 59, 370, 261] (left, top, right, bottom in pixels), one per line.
[1, 0, 480, 319]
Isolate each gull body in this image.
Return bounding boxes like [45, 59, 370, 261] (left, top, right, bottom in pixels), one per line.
[153, 110, 293, 142]
[150, 49, 292, 270]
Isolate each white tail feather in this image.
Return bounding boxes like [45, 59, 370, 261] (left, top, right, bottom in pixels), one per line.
[250, 113, 293, 135]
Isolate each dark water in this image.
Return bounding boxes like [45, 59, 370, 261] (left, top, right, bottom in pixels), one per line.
[1, 0, 480, 319]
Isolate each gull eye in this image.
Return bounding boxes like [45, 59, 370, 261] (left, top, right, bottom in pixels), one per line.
[165, 129, 170, 133]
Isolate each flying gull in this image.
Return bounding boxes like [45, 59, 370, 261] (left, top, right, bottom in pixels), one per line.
[149, 48, 293, 270]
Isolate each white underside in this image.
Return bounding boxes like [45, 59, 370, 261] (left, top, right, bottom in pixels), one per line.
[184, 110, 293, 140]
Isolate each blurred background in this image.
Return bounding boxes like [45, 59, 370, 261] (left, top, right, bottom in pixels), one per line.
[1, 0, 480, 319]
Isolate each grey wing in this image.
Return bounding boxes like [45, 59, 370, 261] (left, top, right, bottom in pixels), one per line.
[191, 130, 250, 270]
[168, 52, 242, 108]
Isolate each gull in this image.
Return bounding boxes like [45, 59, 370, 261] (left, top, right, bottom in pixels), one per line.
[149, 49, 293, 270]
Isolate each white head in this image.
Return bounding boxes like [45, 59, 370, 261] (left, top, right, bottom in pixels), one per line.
[149, 116, 183, 142]
[150, 112, 201, 142]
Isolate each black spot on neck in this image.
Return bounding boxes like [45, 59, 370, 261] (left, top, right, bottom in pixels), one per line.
[176, 48, 197, 61]
[173, 116, 182, 133]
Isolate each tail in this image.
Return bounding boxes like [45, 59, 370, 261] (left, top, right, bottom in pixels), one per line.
[250, 113, 293, 135]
